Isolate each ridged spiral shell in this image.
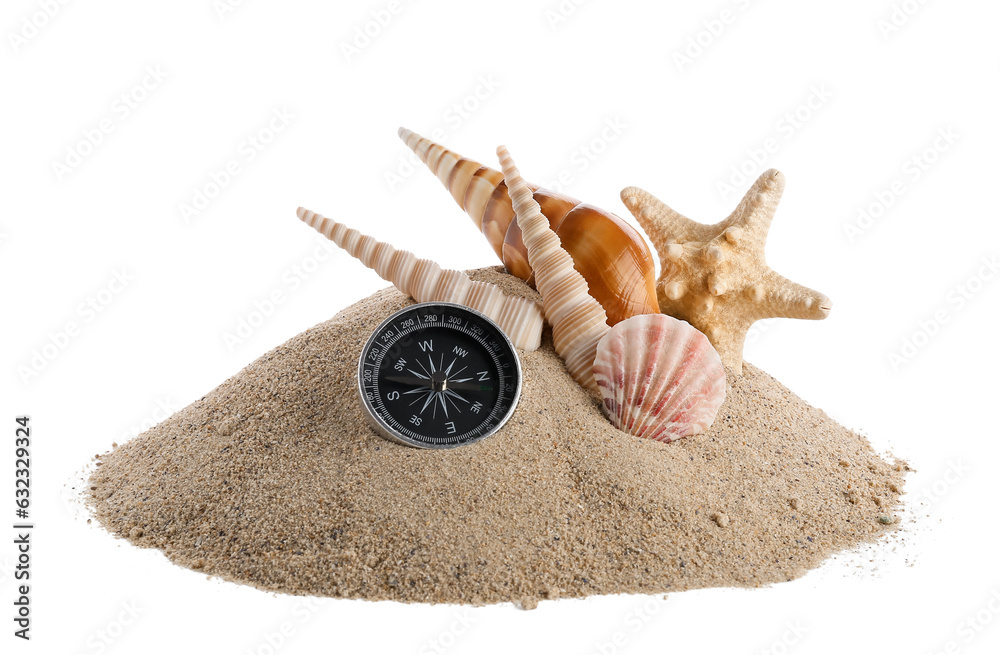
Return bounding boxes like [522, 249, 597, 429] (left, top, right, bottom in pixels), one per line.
[297, 207, 543, 351]
[400, 127, 659, 326]
[496, 146, 611, 392]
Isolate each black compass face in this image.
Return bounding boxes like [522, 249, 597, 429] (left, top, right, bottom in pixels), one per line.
[358, 302, 522, 449]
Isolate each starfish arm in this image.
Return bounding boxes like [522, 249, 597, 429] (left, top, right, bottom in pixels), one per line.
[720, 169, 785, 257]
[620, 186, 716, 257]
[748, 269, 832, 321]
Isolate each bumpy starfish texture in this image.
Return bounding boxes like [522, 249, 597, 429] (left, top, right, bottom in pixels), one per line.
[620, 169, 831, 374]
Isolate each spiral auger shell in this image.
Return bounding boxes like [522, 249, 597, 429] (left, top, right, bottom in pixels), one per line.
[297, 207, 543, 351]
[399, 127, 660, 326]
[496, 147, 610, 392]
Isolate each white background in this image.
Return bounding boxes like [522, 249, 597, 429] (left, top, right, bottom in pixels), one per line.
[2, 0, 999, 653]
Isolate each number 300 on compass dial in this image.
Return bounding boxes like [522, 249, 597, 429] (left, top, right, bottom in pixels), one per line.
[357, 302, 523, 449]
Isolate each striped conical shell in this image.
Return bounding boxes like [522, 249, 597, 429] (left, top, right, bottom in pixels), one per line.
[496, 147, 609, 392]
[297, 207, 543, 351]
[399, 127, 659, 326]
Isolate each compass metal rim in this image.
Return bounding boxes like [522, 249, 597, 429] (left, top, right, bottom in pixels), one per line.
[356, 301, 523, 450]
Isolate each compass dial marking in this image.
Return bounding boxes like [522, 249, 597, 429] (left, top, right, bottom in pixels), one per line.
[358, 302, 522, 449]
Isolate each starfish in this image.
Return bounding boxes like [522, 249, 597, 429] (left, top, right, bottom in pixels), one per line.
[620, 169, 831, 374]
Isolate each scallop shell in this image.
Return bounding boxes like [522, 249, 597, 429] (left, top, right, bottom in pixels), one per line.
[496, 146, 610, 391]
[297, 207, 543, 351]
[400, 127, 659, 326]
[592, 313, 726, 442]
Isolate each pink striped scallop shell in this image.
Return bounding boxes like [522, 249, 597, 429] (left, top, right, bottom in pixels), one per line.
[593, 314, 726, 442]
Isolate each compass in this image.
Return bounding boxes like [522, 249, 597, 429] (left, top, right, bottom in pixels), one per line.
[357, 302, 523, 449]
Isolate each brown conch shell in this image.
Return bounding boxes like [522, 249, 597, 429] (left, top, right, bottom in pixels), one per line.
[399, 127, 659, 326]
[297, 207, 544, 351]
[499, 146, 725, 441]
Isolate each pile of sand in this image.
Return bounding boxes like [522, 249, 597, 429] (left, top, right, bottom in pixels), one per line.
[89, 268, 906, 607]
